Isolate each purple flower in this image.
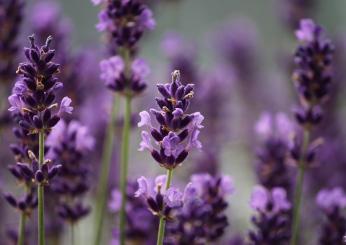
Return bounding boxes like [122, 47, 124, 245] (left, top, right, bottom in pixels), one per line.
[47, 119, 94, 223]
[135, 175, 189, 217]
[58, 96, 73, 116]
[295, 19, 319, 42]
[316, 187, 346, 244]
[93, 0, 155, 53]
[316, 187, 346, 213]
[167, 174, 234, 243]
[99, 56, 124, 86]
[138, 70, 203, 169]
[9, 35, 71, 134]
[248, 186, 291, 244]
[250, 186, 291, 214]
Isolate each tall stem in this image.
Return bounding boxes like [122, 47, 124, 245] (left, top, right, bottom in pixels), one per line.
[71, 224, 75, 245]
[119, 95, 132, 245]
[38, 131, 45, 245]
[156, 169, 173, 245]
[93, 95, 119, 245]
[290, 129, 310, 245]
[17, 212, 26, 245]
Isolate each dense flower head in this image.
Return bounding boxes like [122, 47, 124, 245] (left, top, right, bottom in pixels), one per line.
[316, 187, 346, 245]
[46, 120, 94, 223]
[109, 181, 157, 244]
[93, 0, 155, 53]
[99, 55, 149, 95]
[0, 0, 24, 84]
[254, 112, 294, 193]
[292, 19, 334, 127]
[248, 186, 291, 244]
[8, 35, 73, 134]
[167, 174, 234, 243]
[138, 70, 204, 169]
[135, 175, 192, 220]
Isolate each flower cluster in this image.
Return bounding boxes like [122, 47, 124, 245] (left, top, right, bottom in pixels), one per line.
[167, 174, 234, 244]
[135, 175, 191, 220]
[248, 186, 291, 244]
[109, 181, 157, 244]
[93, 0, 155, 53]
[293, 19, 334, 127]
[100, 55, 150, 95]
[254, 112, 294, 195]
[138, 70, 204, 169]
[8, 35, 73, 135]
[316, 187, 346, 245]
[46, 120, 94, 223]
[0, 0, 24, 85]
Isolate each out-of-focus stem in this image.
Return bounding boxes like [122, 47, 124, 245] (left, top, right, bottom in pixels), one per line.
[71, 224, 75, 245]
[38, 131, 45, 245]
[93, 95, 119, 245]
[290, 129, 310, 245]
[156, 169, 173, 245]
[119, 94, 132, 245]
[17, 211, 26, 245]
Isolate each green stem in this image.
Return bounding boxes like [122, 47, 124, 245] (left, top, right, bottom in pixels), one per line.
[17, 212, 26, 245]
[156, 169, 173, 245]
[71, 223, 75, 245]
[290, 129, 310, 245]
[93, 95, 119, 245]
[38, 131, 45, 245]
[119, 95, 132, 245]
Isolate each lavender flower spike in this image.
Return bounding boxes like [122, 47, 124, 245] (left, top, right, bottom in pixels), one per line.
[249, 186, 291, 244]
[316, 187, 346, 245]
[135, 175, 189, 218]
[138, 70, 204, 169]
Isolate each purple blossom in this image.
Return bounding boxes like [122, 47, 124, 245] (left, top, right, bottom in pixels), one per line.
[99, 56, 124, 86]
[109, 189, 122, 212]
[250, 186, 291, 214]
[58, 96, 73, 116]
[295, 18, 319, 42]
[138, 71, 203, 169]
[167, 174, 234, 243]
[135, 175, 190, 217]
[248, 186, 291, 244]
[316, 187, 346, 213]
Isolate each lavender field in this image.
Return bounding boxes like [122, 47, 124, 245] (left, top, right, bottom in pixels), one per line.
[0, 0, 345, 245]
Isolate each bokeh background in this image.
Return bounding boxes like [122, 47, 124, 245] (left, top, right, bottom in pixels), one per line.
[1, 0, 346, 244]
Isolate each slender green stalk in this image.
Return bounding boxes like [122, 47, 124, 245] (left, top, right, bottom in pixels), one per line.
[156, 169, 173, 245]
[93, 95, 119, 245]
[290, 129, 310, 245]
[71, 224, 75, 245]
[119, 95, 132, 245]
[38, 131, 45, 245]
[17, 212, 26, 245]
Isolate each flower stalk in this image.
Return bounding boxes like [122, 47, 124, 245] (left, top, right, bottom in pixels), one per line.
[156, 169, 173, 245]
[290, 129, 310, 245]
[119, 94, 132, 245]
[38, 131, 45, 245]
[94, 95, 119, 245]
[17, 211, 26, 245]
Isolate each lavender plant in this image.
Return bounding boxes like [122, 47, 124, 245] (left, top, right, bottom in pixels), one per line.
[46, 120, 94, 244]
[8, 35, 73, 245]
[316, 188, 346, 245]
[167, 174, 234, 244]
[289, 19, 334, 245]
[254, 112, 294, 195]
[137, 70, 204, 244]
[92, 1, 155, 243]
[249, 186, 291, 245]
